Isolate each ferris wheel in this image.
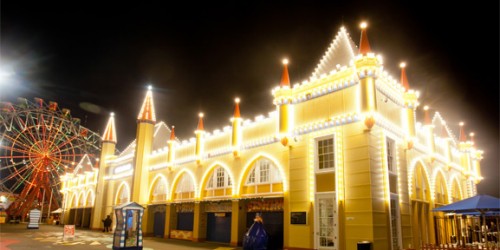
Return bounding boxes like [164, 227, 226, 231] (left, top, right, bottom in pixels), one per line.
[0, 97, 101, 218]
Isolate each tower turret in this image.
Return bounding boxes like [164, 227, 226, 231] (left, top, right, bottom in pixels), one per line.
[440, 121, 453, 170]
[354, 22, 380, 129]
[274, 59, 294, 146]
[423, 106, 436, 160]
[168, 126, 176, 166]
[132, 85, 156, 205]
[458, 122, 473, 177]
[400, 63, 418, 149]
[195, 113, 205, 164]
[91, 112, 117, 230]
[231, 98, 242, 157]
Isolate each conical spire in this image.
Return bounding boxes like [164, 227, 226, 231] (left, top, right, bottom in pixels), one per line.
[400, 62, 410, 91]
[170, 126, 176, 141]
[234, 98, 241, 118]
[280, 59, 290, 87]
[197, 113, 205, 131]
[423, 106, 431, 125]
[137, 85, 156, 122]
[459, 122, 467, 142]
[359, 22, 371, 55]
[102, 112, 117, 143]
[469, 132, 475, 145]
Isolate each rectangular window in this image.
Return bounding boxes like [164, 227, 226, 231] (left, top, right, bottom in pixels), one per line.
[386, 137, 395, 173]
[247, 169, 255, 184]
[317, 138, 334, 170]
[216, 168, 225, 188]
[259, 161, 269, 183]
[389, 196, 401, 250]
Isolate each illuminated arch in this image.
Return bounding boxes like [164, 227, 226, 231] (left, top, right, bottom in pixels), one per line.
[200, 162, 235, 199]
[432, 169, 448, 205]
[115, 181, 131, 205]
[149, 174, 169, 203]
[449, 175, 463, 203]
[78, 190, 85, 207]
[410, 160, 431, 201]
[85, 189, 95, 207]
[170, 169, 197, 201]
[239, 154, 285, 197]
[408, 159, 431, 200]
[69, 193, 77, 209]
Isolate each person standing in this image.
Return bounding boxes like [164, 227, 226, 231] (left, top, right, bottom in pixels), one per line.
[102, 215, 112, 232]
[243, 213, 268, 250]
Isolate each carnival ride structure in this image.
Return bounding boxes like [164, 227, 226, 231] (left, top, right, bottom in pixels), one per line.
[0, 97, 101, 219]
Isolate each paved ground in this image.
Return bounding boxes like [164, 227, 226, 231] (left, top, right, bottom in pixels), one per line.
[0, 223, 242, 250]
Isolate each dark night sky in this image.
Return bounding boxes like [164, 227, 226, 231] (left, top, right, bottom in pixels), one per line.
[1, 1, 498, 197]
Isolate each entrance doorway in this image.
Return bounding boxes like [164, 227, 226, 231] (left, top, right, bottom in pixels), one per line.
[247, 212, 284, 249]
[315, 193, 337, 250]
[207, 212, 231, 243]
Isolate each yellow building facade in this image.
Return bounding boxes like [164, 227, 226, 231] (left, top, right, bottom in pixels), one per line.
[60, 24, 483, 250]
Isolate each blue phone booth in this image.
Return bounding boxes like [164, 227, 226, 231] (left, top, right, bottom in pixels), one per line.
[113, 202, 145, 250]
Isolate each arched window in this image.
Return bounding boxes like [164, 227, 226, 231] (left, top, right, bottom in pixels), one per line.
[116, 183, 130, 205]
[86, 190, 94, 207]
[207, 167, 232, 189]
[151, 177, 168, 202]
[175, 174, 195, 201]
[246, 159, 282, 185]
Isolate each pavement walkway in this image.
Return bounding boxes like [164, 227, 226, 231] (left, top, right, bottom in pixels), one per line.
[0, 223, 241, 250]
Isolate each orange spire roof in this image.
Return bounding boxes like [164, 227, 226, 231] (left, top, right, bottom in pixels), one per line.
[400, 62, 410, 91]
[197, 113, 205, 131]
[423, 106, 431, 125]
[359, 22, 371, 55]
[102, 112, 117, 143]
[459, 122, 467, 142]
[137, 85, 156, 122]
[170, 126, 176, 141]
[280, 59, 290, 87]
[469, 132, 475, 145]
[234, 98, 241, 118]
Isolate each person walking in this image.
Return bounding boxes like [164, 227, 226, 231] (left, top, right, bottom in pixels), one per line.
[102, 215, 112, 232]
[243, 213, 268, 250]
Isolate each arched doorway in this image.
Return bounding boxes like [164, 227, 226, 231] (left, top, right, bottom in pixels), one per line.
[149, 175, 168, 238]
[411, 162, 433, 248]
[433, 171, 449, 244]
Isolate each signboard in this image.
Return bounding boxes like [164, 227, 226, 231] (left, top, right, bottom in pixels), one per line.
[290, 212, 307, 225]
[63, 225, 75, 239]
[27, 209, 40, 229]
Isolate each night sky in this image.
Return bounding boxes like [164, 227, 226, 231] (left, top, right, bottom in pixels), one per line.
[1, 1, 498, 197]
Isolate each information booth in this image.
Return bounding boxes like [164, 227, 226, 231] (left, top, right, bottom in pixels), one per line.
[113, 202, 145, 250]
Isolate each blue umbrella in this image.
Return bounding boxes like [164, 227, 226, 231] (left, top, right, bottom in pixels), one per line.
[433, 194, 500, 214]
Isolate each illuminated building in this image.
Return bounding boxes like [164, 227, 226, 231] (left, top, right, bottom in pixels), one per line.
[60, 23, 483, 250]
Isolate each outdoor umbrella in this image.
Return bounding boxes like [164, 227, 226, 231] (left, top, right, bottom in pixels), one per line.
[433, 194, 500, 214]
[433, 194, 500, 246]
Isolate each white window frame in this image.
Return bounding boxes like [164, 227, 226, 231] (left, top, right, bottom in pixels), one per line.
[386, 137, 396, 173]
[206, 167, 232, 190]
[389, 194, 402, 250]
[176, 174, 194, 193]
[315, 135, 335, 173]
[245, 159, 282, 185]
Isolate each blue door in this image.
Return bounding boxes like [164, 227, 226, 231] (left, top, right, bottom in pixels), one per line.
[153, 211, 165, 237]
[207, 212, 231, 243]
